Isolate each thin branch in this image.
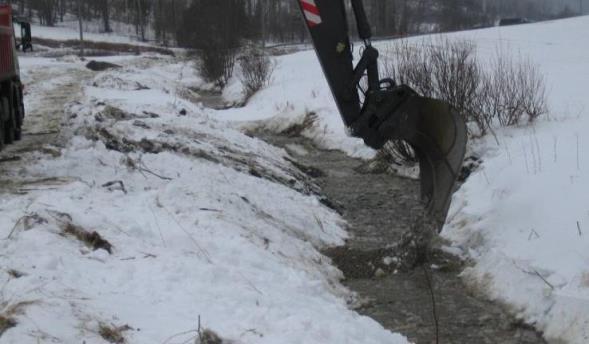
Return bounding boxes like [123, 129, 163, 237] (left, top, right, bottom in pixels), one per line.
[4, 217, 25, 240]
[531, 269, 554, 290]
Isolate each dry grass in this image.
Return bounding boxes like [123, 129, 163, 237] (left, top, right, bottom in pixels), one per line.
[197, 329, 223, 344]
[161, 316, 225, 344]
[0, 301, 37, 338]
[62, 222, 113, 254]
[0, 315, 17, 338]
[99, 323, 132, 344]
[51, 212, 113, 254]
[280, 112, 318, 137]
[6, 269, 25, 279]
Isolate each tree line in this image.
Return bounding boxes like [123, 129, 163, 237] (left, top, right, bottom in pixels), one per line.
[6, 0, 579, 47]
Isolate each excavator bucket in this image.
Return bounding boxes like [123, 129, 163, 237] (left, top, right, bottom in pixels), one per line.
[379, 95, 467, 227]
[296, 0, 467, 229]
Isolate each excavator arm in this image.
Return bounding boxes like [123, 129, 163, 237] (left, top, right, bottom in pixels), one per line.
[296, 0, 467, 229]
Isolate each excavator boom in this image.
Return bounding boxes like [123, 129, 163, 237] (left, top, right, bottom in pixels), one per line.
[296, 0, 467, 229]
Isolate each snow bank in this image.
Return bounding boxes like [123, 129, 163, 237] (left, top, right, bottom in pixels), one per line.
[214, 50, 376, 160]
[438, 16, 589, 343]
[0, 55, 408, 343]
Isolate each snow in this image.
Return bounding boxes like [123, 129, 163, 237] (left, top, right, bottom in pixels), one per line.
[215, 51, 376, 160]
[0, 55, 408, 343]
[3, 13, 589, 344]
[433, 16, 589, 344]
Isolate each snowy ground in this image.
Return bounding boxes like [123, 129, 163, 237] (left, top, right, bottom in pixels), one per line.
[216, 16, 589, 344]
[441, 17, 589, 344]
[0, 55, 408, 343]
[2, 14, 589, 344]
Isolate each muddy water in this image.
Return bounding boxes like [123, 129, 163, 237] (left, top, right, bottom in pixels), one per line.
[192, 89, 235, 110]
[258, 132, 546, 344]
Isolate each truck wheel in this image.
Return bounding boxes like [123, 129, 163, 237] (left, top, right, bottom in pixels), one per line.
[0, 97, 5, 151]
[4, 97, 15, 145]
[13, 85, 23, 141]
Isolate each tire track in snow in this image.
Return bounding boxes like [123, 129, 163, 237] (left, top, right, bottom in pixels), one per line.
[0, 62, 93, 194]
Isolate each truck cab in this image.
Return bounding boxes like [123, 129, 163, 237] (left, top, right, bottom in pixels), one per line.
[0, 3, 24, 149]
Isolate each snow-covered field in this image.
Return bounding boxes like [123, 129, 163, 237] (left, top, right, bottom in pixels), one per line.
[218, 15, 589, 343]
[441, 17, 589, 344]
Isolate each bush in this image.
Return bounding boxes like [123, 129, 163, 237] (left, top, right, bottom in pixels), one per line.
[384, 38, 548, 135]
[239, 49, 275, 99]
[379, 39, 548, 165]
[177, 0, 249, 88]
[199, 47, 238, 88]
[476, 52, 547, 128]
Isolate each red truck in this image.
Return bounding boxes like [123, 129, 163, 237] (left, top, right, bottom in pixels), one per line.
[0, 4, 24, 150]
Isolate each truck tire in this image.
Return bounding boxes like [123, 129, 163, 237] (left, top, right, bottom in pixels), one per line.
[0, 97, 5, 151]
[13, 84, 23, 141]
[3, 93, 15, 145]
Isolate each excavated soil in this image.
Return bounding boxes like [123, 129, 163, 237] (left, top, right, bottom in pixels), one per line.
[257, 132, 546, 344]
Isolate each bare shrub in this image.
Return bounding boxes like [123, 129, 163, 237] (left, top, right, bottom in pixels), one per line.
[178, 0, 248, 88]
[430, 40, 480, 124]
[239, 48, 275, 99]
[199, 47, 238, 88]
[382, 41, 419, 95]
[384, 39, 481, 131]
[519, 62, 547, 123]
[476, 52, 547, 127]
[382, 39, 480, 162]
[380, 39, 548, 166]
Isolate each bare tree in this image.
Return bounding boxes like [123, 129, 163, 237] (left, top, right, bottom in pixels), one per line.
[77, 0, 84, 56]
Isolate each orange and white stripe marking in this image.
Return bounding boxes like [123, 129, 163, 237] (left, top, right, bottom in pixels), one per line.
[300, 0, 322, 27]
